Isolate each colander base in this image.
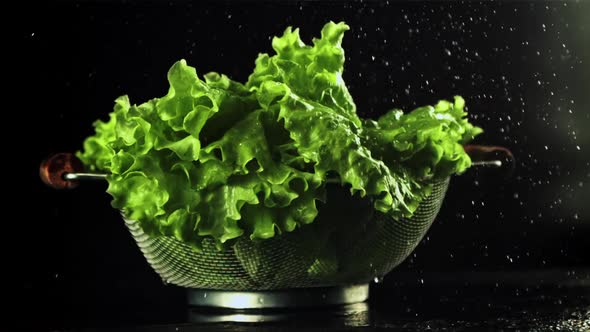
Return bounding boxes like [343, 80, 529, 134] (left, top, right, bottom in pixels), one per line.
[187, 284, 369, 309]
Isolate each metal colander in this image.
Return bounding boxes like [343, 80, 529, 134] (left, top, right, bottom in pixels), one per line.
[40, 146, 507, 309]
[124, 178, 449, 291]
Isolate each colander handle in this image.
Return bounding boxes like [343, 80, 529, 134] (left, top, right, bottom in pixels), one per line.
[40, 146, 513, 189]
[39, 153, 107, 189]
[464, 144, 514, 169]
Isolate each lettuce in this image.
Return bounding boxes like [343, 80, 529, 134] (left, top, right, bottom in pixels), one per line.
[77, 22, 481, 250]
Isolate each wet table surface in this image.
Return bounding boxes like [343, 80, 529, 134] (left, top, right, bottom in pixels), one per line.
[25, 269, 590, 331]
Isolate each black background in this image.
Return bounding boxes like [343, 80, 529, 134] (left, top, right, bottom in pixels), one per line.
[17, 0, 590, 329]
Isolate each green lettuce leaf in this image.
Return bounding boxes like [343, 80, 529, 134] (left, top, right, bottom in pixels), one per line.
[77, 21, 481, 250]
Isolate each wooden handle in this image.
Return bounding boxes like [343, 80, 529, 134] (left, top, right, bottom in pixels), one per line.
[39, 153, 85, 190]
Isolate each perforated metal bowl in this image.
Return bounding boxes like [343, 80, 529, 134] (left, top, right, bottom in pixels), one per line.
[124, 178, 450, 307]
[41, 146, 507, 309]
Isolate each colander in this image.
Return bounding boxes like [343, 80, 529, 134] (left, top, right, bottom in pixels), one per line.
[125, 178, 448, 307]
[40, 146, 510, 308]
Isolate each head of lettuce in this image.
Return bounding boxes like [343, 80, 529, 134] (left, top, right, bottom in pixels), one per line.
[77, 22, 482, 251]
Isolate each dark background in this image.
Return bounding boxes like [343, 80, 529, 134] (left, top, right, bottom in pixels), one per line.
[17, 0, 589, 329]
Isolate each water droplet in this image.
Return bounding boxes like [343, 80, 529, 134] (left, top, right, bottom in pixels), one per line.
[373, 276, 384, 284]
[258, 297, 264, 304]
